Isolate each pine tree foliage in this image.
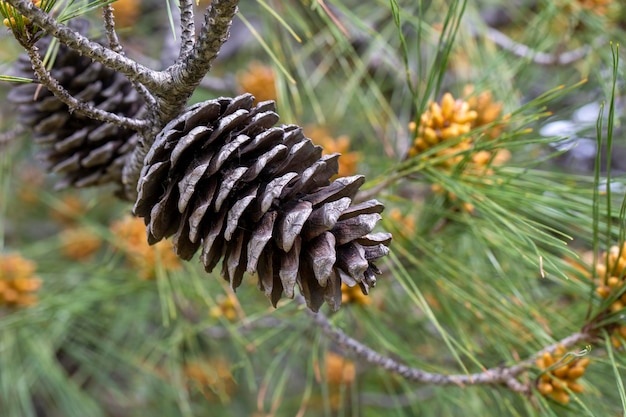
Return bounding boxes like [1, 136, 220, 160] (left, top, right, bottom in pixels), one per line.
[0, 0, 625, 416]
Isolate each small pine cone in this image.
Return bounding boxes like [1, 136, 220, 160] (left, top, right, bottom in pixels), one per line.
[7, 19, 144, 194]
[134, 94, 391, 311]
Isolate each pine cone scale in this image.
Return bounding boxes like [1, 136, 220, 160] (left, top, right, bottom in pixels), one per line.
[332, 213, 382, 245]
[81, 141, 118, 167]
[306, 231, 337, 287]
[275, 201, 313, 252]
[338, 199, 385, 220]
[278, 236, 301, 297]
[188, 183, 217, 243]
[54, 128, 89, 152]
[302, 175, 365, 207]
[135, 161, 170, 216]
[148, 183, 179, 241]
[301, 197, 351, 240]
[213, 167, 246, 211]
[239, 127, 284, 156]
[206, 134, 252, 177]
[241, 144, 288, 183]
[223, 229, 247, 288]
[35, 113, 69, 133]
[170, 126, 212, 167]
[224, 186, 258, 240]
[177, 156, 213, 213]
[172, 215, 200, 260]
[336, 242, 369, 278]
[254, 172, 299, 221]
[200, 209, 228, 271]
[246, 211, 277, 274]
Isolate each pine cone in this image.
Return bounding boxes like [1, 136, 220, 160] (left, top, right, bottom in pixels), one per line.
[7, 19, 144, 193]
[133, 94, 391, 311]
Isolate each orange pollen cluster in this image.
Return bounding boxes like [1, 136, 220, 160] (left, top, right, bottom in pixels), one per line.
[576, 0, 613, 14]
[591, 243, 626, 348]
[111, 0, 141, 28]
[536, 345, 589, 404]
[306, 126, 361, 178]
[315, 351, 356, 386]
[110, 215, 182, 280]
[50, 195, 88, 226]
[408, 88, 510, 213]
[387, 208, 416, 238]
[2, 0, 41, 28]
[341, 283, 371, 306]
[408, 87, 506, 163]
[237, 61, 277, 104]
[59, 227, 102, 261]
[408, 92, 477, 159]
[463, 86, 505, 136]
[183, 357, 236, 402]
[0, 253, 42, 307]
[210, 293, 239, 321]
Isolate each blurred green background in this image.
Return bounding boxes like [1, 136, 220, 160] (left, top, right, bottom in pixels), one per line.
[1, 0, 626, 416]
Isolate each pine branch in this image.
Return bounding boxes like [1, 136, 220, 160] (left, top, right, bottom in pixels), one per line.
[160, 3, 181, 67]
[301, 296, 594, 393]
[483, 27, 591, 66]
[101, 5, 122, 54]
[160, 0, 239, 121]
[7, 0, 240, 127]
[100, 6, 159, 125]
[178, 0, 196, 63]
[25, 42, 150, 133]
[121, 0, 240, 192]
[5, 0, 168, 90]
[0, 125, 25, 150]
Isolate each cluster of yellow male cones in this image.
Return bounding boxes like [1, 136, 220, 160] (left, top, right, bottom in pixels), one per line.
[183, 356, 236, 402]
[341, 283, 371, 306]
[210, 293, 239, 321]
[0, 253, 42, 307]
[2, 0, 41, 28]
[593, 243, 626, 348]
[536, 345, 589, 404]
[565, 0, 614, 15]
[237, 61, 278, 104]
[111, 215, 182, 280]
[408, 87, 506, 159]
[111, 0, 141, 28]
[314, 351, 356, 410]
[408, 87, 510, 212]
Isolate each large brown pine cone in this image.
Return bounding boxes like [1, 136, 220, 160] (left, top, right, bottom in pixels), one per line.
[133, 94, 391, 311]
[7, 19, 144, 193]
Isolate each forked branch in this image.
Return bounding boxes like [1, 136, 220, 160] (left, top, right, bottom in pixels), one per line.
[6, 0, 168, 90]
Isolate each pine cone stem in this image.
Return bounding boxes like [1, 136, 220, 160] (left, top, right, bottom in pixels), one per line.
[25, 43, 149, 133]
[100, 7, 159, 117]
[122, 142, 150, 201]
